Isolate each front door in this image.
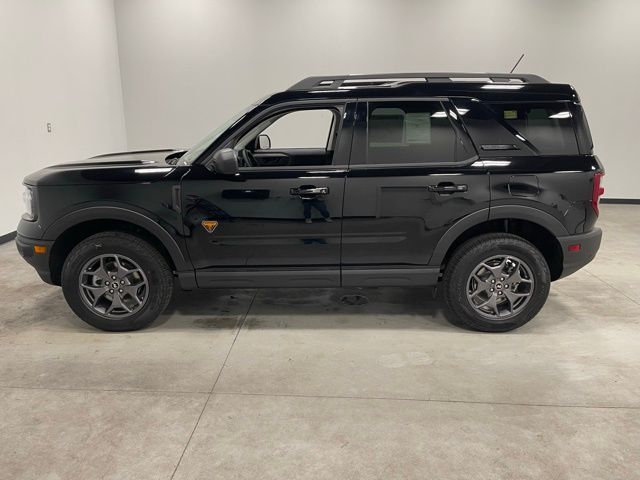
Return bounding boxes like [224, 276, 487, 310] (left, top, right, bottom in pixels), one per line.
[182, 102, 355, 288]
[341, 99, 490, 285]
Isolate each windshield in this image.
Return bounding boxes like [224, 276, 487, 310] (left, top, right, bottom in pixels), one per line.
[178, 104, 257, 165]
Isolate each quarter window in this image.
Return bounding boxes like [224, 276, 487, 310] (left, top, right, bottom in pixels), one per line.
[488, 102, 579, 155]
[366, 101, 457, 164]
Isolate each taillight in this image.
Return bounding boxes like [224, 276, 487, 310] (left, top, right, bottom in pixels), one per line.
[592, 172, 605, 215]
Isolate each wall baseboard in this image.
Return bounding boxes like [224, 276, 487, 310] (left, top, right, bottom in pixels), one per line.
[601, 198, 640, 205]
[0, 231, 17, 245]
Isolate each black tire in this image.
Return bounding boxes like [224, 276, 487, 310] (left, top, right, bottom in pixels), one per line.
[61, 232, 173, 331]
[442, 233, 550, 332]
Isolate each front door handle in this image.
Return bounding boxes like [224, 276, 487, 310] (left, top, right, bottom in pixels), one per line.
[290, 186, 329, 196]
[427, 183, 468, 194]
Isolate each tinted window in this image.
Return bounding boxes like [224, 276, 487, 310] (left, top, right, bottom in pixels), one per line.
[450, 98, 531, 156]
[488, 102, 579, 154]
[366, 101, 457, 164]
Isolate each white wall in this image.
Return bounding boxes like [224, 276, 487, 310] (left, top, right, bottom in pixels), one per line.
[0, 0, 127, 234]
[114, 0, 640, 199]
[1, 0, 636, 235]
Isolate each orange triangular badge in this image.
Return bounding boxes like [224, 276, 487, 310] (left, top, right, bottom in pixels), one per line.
[201, 220, 219, 233]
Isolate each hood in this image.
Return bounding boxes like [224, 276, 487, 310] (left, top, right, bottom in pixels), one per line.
[60, 149, 178, 168]
[24, 149, 187, 186]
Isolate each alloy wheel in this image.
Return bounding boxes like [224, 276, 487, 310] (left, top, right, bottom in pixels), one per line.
[466, 254, 535, 321]
[78, 254, 149, 318]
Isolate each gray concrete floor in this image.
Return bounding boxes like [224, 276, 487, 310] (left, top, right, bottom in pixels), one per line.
[0, 204, 639, 480]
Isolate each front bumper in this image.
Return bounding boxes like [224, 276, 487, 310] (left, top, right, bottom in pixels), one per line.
[15, 234, 55, 284]
[557, 227, 602, 279]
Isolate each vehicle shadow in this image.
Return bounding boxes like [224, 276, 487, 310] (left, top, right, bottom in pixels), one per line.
[156, 286, 464, 333]
[10, 283, 574, 335]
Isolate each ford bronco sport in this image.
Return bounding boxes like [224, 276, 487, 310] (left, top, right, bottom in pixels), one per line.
[16, 72, 604, 332]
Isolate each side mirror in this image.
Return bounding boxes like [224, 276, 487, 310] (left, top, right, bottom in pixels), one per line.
[257, 134, 271, 150]
[211, 148, 239, 175]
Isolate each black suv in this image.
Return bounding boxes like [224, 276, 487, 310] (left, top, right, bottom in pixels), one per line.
[16, 72, 604, 332]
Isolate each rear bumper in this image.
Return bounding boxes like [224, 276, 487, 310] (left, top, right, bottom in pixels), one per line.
[557, 227, 602, 279]
[15, 234, 55, 284]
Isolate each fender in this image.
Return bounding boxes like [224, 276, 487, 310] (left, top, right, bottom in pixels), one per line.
[489, 205, 569, 236]
[428, 208, 489, 266]
[428, 205, 569, 267]
[44, 204, 192, 272]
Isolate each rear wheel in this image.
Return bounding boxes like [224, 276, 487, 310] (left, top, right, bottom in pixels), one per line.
[61, 232, 173, 331]
[443, 233, 550, 332]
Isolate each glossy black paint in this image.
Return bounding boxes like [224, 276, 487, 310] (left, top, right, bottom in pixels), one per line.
[342, 163, 490, 267]
[20, 153, 187, 237]
[182, 165, 347, 284]
[16, 73, 604, 289]
[485, 154, 603, 234]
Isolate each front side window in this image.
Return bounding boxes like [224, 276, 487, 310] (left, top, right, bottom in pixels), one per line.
[261, 109, 334, 149]
[235, 107, 339, 167]
[366, 101, 457, 164]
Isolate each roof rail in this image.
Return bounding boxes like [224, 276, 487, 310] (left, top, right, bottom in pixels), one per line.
[288, 72, 549, 91]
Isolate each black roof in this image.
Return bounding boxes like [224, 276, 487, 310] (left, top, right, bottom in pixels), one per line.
[288, 72, 550, 90]
[261, 72, 577, 105]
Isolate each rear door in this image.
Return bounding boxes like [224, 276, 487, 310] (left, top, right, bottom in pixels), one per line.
[341, 98, 490, 285]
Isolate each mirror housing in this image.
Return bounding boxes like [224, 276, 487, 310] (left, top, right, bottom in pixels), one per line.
[210, 148, 239, 175]
[257, 134, 271, 150]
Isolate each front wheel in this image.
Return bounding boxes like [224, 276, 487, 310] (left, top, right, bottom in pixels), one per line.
[443, 233, 550, 332]
[61, 232, 173, 331]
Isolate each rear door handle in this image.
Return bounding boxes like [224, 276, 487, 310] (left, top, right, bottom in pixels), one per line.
[427, 183, 468, 194]
[290, 186, 329, 196]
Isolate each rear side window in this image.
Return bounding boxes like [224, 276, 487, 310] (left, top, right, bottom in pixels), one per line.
[366, 101, 457, 164]
[488, 102, 579, 155]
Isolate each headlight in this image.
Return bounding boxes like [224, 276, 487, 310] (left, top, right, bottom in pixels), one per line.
[22, 186, 37, 221]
